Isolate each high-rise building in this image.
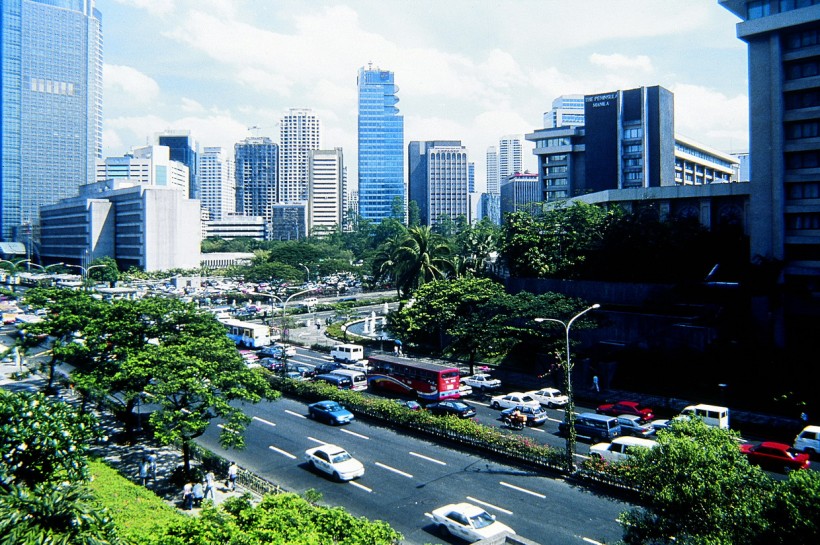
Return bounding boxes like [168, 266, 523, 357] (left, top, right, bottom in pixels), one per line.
[500, 171, 540, 219]
[199, 147, 235, 221]
[486, 146, 500, 194]
[499, 135, 524, 184]
[97, 145, 190, 197]
[357, 64, 405, 223]
[308, 148, 344, 235]
[468, 162, 475, 194]
[408, 141, 469, 226]
[280, 108, 321, 203]
[543, 94, 585, 128]
[235, 137, 279, 232]
[1, 0, 103, 243]
[158, 131, 199, 199]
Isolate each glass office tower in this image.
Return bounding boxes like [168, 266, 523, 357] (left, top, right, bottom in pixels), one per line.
[357, 65, 404, 223]
[235, 136, 279, 234]
[158, 131, 198, 199]
[1, 0, 103, 242]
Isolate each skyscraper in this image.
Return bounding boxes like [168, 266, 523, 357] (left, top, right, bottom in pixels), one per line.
[357, 64, 404, 223]
[486, 146, 500, 194]
[280, 108, 321, 203]
[499, 135, 524, 183]
[235, 137, 279, 232]
[1, 0, 103, 243]
[543, 94, 585, 128]
[408, 141, 468, 226]
[199, 147, 236, 222]
[158, 131, 198, 199]
[308, 148, 344, 235]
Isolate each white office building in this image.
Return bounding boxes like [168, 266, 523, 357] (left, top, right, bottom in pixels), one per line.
[308, 148, 344, 235]
[486, 146, 500, 195]
[199, 147, 235, 221]
[543, 94, 586, 128]
[280, 108, 321, 203]
[498, 135, 524, 185]
[97, 145, 190, 197]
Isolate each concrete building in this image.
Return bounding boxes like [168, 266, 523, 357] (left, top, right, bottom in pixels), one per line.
[235, 136, 279, 230]
[308, 148, 344, 235]
[477, 193, 501, 225]
[270, 203, 307, 240]
[408, 141, 469, 226]
[203, 215, 266, 241]
[39, 179, 201, 271]
[486, 146, 500, 195]
[97, 145, 190, 197]
[500, 171, 540, 219]
[674, 135, 737, 186]
[198, 147, 236, 221]
[280, 108, 321, 203]
[157, 130, 198, 199]
[499, 135, 524, 185]
[1, 0, 103, 243]
[543, 94, 586, 128]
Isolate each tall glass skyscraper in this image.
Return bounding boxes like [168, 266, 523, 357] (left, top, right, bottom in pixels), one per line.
[357, 65, 404, 223]
[235, 136, 279, 232]
[158, 131, 198, 199]
[1, 0, 103, 242]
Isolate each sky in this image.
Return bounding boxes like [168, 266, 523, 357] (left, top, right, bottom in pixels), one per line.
[98, 0, 749, 193]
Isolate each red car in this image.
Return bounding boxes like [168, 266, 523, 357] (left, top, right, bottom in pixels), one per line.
[740, 441, 811, 473]
[596, 400, 655, 422]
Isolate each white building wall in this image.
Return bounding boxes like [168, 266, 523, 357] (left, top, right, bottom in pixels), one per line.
[199, 146, 236, 220]
[143, 189, 201, 271]
[308, 148, 343, 234]
[280, 108, 321, 202]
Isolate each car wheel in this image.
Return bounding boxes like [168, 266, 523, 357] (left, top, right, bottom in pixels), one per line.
[491, 401, 500, 409]
[307, 411, 314, 419]
[439, 525, 451, 537]
[784, 465, 793, 474]
[333, 471, 342, 482]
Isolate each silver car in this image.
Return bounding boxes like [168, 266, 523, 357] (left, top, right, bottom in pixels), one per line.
[617, 415, 655, 437]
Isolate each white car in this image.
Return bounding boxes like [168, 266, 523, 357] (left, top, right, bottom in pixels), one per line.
[340, 360, 369, 373]
[461, 373, 502, 391]
[304, 444, 364, 481]
[458, 382, 474, 397]
[429, 502, 515, 542]
[527, 387, 569, 408]
[589, 436, 657, 463]
[490, 392, 541, 410]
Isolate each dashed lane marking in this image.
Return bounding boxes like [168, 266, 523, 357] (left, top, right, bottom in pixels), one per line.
[268, 445, 296, 459]
[349, 481, 372, 492]
[409, 451, 446, 465]
[252, 416, 276, 427]
[466, 496, 513, 515]
[499, 481, 546, 499]
[375, 462, 413, 478]
[340, 428, 369, 439]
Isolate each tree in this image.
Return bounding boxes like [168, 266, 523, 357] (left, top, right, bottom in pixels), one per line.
[89, 256, 120, 287]
[393, 226, 452, 296]
[407, 200, 421, 227]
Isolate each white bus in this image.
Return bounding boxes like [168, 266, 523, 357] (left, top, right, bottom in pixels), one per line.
[329, 369, 368, 391]
[330, 343, 364, 363]
[220, 318, 272, 349]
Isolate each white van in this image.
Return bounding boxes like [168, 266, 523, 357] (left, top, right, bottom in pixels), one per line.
[302, 297, 319, 308]
[680, 404, 730, 430]
[590, 436, 658, 463]
[330, 344, 364, 363]
[329, 369, 367, 391]
[794, 425, 820, 455]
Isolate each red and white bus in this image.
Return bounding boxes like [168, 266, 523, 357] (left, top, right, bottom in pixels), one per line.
[367, 355, 460, 401]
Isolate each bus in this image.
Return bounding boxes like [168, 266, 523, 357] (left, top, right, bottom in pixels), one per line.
[367, 355, 460, 401]
[220, 318, 272, 349]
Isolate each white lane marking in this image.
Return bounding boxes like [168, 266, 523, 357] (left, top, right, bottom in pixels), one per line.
[349, 481, 372, 492]
[340, 428, 369, 439]
[285, 410, 306, 419]
[252, 416, 276, 427]
[466, 496, 513, 515]
[471, 400, 491, 407]
[217, 424, 238, 434]
[499, 481, 546, 499]
[268, 445, 296, 459]
[546, 416, 563, 423]
[409, 451, 446, 465]
[575, 453, 589, 460]
[582, 538, 605, 545]
[307, 436, 326, 445]
[375, 462, 414, 478]
[529, 427, 546, 433]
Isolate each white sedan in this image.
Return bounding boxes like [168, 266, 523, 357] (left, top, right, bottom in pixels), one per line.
[490, 391, 541, 410]
[304, 444, 364, 481]
[527, 387, 569, 408]
[429, 502, 515, 542]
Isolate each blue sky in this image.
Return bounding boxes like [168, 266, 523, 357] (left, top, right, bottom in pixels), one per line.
[99, 0, 749, 191]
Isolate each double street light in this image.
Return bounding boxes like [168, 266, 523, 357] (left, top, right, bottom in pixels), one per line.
[67, 263, 106, 290]
[535, 303, 600, 472]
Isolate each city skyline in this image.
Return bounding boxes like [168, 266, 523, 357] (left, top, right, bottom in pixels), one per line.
[99, 0, 749, 193]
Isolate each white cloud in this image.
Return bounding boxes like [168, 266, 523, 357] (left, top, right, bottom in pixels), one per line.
[589, 53, 653, 73]
[113, 0, 175, 17]
[180, 97, 205, 114]
[103, 64, 160, 104]
[671, 83, 749, 153]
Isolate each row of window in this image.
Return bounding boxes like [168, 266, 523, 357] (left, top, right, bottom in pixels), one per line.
[786, 150, 820, 169]
[785, 89, 820, 110]
[785, 26, 820, 50]
[623, 128, 643, 139]
[787, 181, 820, 198]
[787, 213, 820, 229]
[748, 0, 820, 20]
[785, 59, 820, 80]
[786, 120, 820, 139]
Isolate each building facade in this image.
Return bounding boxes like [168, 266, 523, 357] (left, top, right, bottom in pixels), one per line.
[235, 136, 279, 230]
[270, 203, 307, 240]
[500, 171, 540, 219]
[157, 131, 198, 199]
[308, 148, 344, 234]
[203, 215, 266, 241]
[408, 141, 469, 226]
[280, 108, 321, 203]
[1, 0, 103, 243]
[357, 64, 405, 223]
[498, 135, 524, 185]
[486, 146, 500, 194]
[543, 94, 586, 128]
[198, 146, 235, 221]
[97, 145, 190, 197]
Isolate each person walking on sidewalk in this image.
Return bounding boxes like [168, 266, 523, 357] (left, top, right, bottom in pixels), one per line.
[138, 458, 149, 486]
[182, 482, 193, 510]
[146, 450, 157, 480]
[204, 470, 215, 499]
[227, 461, 238, 491]
[592, 375, 600, 392]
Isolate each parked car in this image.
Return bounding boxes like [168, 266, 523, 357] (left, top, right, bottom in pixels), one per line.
[589, 436, 658, 463]
[740, 441, 811, 473]
[490, 392, 540, 410]
[429, 502, 515, 542]
[307, 400, 355, 425]
[285, 363, 316, 379]
[617, 415, 656, 437]
[500, 404, 548, 426]
[596, 400, 655, 422]
[461, 373, 502, 392]
[394, 399, 423, 411]
[426, 400, 477, 419]
[314, 361, 343, 375]
[304, 444, 364, 481]
[527, 387, 568, 408]
[458, 382, 474, 397]
[794, 425, 820, 455]
[259, 343, 297, 359]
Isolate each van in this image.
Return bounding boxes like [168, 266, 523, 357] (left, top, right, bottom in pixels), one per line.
[680, 404, 730, 430]
[314, 373, 352, 390]
[329, 369, 368, 391]
[302, 297, 319, 308]
[590, 436, 658, 463]
[559, 412, 622, 442]
[330, 344, 364, 363]
[794, 425, 820, 455]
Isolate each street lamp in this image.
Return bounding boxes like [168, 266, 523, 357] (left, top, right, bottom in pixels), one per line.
[0, 259, 31, 291]
[298, 263, 310, 283]
[67, 263, 106, 290]
[535, 303, 600, 471]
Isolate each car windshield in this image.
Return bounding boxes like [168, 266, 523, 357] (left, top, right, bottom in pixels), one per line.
[468, 511, 495, 529]
[325, 403, 343, 411]
[330, 452, 351, 463]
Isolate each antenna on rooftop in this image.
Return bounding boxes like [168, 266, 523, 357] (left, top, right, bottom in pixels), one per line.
[248, 125, 261, 137]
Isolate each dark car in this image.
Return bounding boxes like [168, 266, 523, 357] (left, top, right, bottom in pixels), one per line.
[426, 400, 477, 419]
[259, 345, 284, 358]
[260, 357, 283, 371]
[740, 441, 811, 473]
[286, 363, 316, 379]
[314, 361, 342, 375]
[307, 400, 355, 425]
[501, 404, 548, 426]
[596, 400, 655, 422]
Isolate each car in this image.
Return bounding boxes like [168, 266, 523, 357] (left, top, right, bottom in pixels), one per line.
[429, 502, 515, 542]
[490, 392, 541, 410]
[461, 373, 502, 391]
[794, 425, 820, 455]
[426, 400, 477, 419]
[304, 444, 364, 481]
[527, 387, 569, 408]
[259, 357, 284, 371]
[500, 404, 548, 426]
[394, 399, 423, 411]
[259, 343, 297, 359]
[458, 382, 474, 397]
[589, 436, 658, 463]
[740, 441, 811, 473]
[285, 363, 316, 379]
[284, 370, 306, 380]
[617, 415, 656, 437]
[596, 400, 655, 422]
[307, 400, 355, 425]
[314, 361, 343, 375]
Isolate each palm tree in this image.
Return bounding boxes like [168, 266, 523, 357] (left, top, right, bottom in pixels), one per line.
[372, 233, 404, 296]
[394, 226, 452, 296]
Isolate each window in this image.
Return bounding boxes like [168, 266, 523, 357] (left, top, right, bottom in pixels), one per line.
[785, 59, 820, 80]
[623, 127, 643, 139]
[786, 121, 820, 139]
[785, 90, 820, 109]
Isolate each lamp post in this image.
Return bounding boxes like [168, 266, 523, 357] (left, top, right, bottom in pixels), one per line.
[298, 263, 310, 283]
[0, 259, 31, 291]
[535, 303, 600, 472]
[67, 263, 106, 290]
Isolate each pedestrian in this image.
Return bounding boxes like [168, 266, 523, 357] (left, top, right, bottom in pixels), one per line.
[316, 322, 321, 330]
[138, 458, 149, 486]
[182, 481, 193, 510]
[204, 470, 215, 499]
[393, 344, 399, 355]
[592, 375, 600, 392]
[227, 461, 238, 491]
[801, 411, 809, 424]
[146, 450, 157, 479]
[192, 481, 204, 508]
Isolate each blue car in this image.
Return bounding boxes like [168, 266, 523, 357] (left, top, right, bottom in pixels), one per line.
[308, 400, 355, 425]
[500, 404, 548, 426]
